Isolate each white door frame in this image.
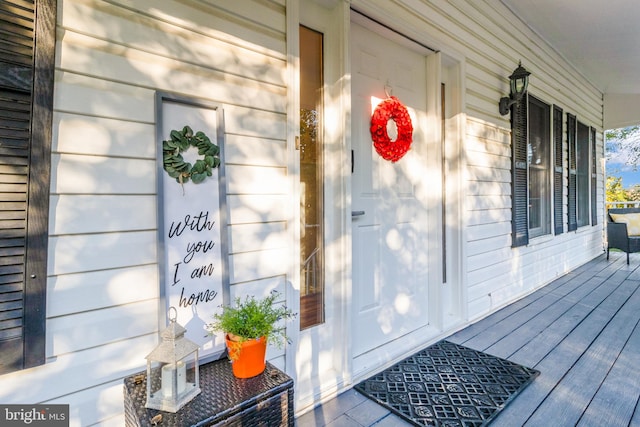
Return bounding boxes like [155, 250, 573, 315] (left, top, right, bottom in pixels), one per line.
[342, 9, 467, 383]
[288, 0, 467, 411]
[288, 0, 353, 412]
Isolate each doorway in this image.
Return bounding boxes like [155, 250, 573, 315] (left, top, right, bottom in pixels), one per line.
[350, 16, 443, 374]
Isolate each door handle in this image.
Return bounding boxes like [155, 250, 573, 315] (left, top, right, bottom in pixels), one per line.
[351, 210, 365, 217]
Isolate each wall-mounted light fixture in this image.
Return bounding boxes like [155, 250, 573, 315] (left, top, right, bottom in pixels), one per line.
[498, 61, 531, 115]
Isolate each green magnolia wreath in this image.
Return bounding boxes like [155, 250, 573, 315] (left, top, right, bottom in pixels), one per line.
[162, 126, 220, 184]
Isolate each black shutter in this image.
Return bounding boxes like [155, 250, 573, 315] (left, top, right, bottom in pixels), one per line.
[567, 114, 577, 232]
[0, 0, 55, 373]
[511, 95, 529, 247]
[553, 106, 563, 235]
[591, 127, 597, 226]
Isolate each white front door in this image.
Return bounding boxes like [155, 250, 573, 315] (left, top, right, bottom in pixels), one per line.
[350, 19, 441, 372]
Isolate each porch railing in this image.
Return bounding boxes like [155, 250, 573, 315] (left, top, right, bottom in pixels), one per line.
[606, 201, 640, 209]
[302, 246, 321, 295]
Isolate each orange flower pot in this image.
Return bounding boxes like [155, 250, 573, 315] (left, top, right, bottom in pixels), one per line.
[225, 334, 267, 378]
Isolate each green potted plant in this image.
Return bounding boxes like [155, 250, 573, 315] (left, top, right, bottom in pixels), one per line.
[207, 290, 296, 378]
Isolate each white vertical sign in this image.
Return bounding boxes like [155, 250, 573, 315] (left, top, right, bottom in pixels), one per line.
[156, 94, 228, 361]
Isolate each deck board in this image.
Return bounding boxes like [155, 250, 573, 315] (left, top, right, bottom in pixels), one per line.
[476, 273, 610, 357]
[453, 253, 640, 427]
[632, 398, 640, 426]
[577, 310, 640, 426]
[490, 278, 636, 425]
[298, 253, 640, 427]
[450, 261, 615, 348]
[525, 279, 640, 426]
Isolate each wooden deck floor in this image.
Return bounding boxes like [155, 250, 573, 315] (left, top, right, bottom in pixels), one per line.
[296, 252, 640, 426]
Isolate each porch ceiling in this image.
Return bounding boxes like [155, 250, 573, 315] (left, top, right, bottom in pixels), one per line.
[501, 0, 640, 129]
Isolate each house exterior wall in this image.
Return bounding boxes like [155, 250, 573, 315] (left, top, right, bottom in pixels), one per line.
[351, 0, 604, 318]
[2, 0, 291, 425]
[0, 0, 604, 425]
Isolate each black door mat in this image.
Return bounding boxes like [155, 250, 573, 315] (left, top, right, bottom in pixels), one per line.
[354, 340, 539, 427]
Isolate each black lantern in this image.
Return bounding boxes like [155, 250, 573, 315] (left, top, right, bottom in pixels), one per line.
[499, 61, 531, 115]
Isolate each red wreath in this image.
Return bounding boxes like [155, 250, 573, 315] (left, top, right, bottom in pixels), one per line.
[370, 96, 413, 162]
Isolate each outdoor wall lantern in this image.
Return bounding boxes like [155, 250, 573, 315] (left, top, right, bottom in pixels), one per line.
[145, 307, 201, 413]
[498, 61, 531, 116]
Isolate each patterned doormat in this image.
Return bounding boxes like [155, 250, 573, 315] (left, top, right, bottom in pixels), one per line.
[354, 340, 539, 426]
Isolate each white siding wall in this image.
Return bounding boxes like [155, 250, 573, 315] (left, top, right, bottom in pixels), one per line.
[0, 0, 606, 425]
[353, 0, 604, 319]
[0, 0, 289, 425]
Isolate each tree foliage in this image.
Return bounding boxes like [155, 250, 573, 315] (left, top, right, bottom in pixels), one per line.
[627, 184, 640, 201]
[606, 126, 640, 201]
[606, 176, 629, 202]
[606, 125, 640, 169]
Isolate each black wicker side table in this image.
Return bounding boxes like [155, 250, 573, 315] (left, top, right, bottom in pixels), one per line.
[123, 359, 294, 426]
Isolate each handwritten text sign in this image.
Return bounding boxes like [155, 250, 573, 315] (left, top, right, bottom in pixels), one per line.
[157, 95, 228, 361]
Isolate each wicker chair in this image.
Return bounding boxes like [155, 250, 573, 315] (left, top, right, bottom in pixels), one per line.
[607, 208, 640, 264]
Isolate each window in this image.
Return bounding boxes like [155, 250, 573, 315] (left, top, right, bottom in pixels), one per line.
[513, 99, 597, 246]
[0, 0, 55, 373]
[567, 115, 593, 229]
[527, 97, 551, 238]
[299, 26, 325, 329]
[511, 95, 552, 246]
[576, 122, 590, 227]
